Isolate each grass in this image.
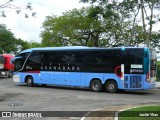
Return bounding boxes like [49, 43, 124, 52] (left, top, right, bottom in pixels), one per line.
[118, 105, 160, 120]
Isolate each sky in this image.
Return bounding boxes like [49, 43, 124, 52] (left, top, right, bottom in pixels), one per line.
[0, 0, 89, 43]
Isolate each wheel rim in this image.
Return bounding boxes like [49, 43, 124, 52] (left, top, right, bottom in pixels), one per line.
[93, 83, 100, 90]
[9, 73, 13, 77]
[27, 79, 32, 85]
[108, 84, 115, 90]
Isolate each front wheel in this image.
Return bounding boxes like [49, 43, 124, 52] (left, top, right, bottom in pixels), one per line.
[8, 70, 13, 78]
[90, 80, 102, 92]
[26, 76, 34, 87]
[105, 81, 118, 93]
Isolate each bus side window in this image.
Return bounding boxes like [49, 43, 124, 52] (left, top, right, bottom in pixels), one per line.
[74, 51, 92, 64]
[93, 50, 117, 65]
[27, 52, 41, 64]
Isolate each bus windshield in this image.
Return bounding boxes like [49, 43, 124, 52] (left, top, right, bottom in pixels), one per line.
[14, 52, 30, 71]
[14, 59, 24, 71]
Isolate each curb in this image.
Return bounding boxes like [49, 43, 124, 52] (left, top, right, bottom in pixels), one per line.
[80, 107, 104, 120]
[114, 106, 139, 120]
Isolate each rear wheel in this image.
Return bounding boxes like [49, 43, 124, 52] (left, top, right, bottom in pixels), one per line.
[105, 81, 118, 93]
[90, 80, 102, 92]
[26, 76, 34, 87]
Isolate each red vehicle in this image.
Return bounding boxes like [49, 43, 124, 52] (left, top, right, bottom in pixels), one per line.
[0, 54, 14, 78]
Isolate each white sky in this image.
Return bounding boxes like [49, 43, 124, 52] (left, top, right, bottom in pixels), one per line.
[0, 0, 89, 43]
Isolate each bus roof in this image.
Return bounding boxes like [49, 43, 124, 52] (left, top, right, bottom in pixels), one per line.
[19, 46, 150, 54]
[20, 46, 91, 53]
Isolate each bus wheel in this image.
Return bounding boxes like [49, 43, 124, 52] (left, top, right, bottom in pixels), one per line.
[105, 81, 118, 93]
[26, 76, 34, 87]
[8, 70, 13, 78]
[90, 80, 102, 92]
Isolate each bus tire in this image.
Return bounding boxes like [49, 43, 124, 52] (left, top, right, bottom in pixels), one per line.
[90, 79, 102, 92]
[105, 81, 118, 93]
[8, 70, 13, 78]
[26, 76, 34, 87]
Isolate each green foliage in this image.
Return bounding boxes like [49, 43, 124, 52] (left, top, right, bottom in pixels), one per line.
[41, 7, 105, 47]
[41, 4, 147, 47]
[80, 0, 160, 47]
[0, 24, 17, 53]
[119, 105, 160, 120]
[0, 24, 40, 54]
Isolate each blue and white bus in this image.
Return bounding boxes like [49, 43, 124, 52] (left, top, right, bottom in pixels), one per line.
[12, 46, 157, 93]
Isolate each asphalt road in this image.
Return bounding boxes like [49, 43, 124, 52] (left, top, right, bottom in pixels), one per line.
[0, 78, 160, 120]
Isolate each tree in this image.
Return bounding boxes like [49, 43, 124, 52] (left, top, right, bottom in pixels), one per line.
[41, 7, 104, 47]
[0, 24, 17, 53]
[150, 31, 160, 48]
[0, 24, 39, 54]
[140, 0, 160, 47]
[80, 0, 160, 47]
[0, 0, 36, 18]
[13, 39, 41, 54]
[41, 5, 146, 47]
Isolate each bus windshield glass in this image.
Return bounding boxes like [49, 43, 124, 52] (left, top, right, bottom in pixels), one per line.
[14, 52, 30, 71]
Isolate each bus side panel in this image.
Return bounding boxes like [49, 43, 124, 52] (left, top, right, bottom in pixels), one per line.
[103, 73, 122, 89]
[31, 73, 41, 84]
[85, 73, 104, 87]
[65, 72, 81, 86]
[40, 72, 53, 84]
[13, 72, 41, 84]
[143, 75, 156, 89]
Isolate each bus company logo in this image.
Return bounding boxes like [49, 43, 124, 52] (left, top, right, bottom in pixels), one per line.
[41, 63, 80, 71]
[2, 112, 11, 117]
[130, 69, 143, 73]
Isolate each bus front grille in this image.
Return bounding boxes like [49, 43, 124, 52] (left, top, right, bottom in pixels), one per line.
[124, 76, 142, 88]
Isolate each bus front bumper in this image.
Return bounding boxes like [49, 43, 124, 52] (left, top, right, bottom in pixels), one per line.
[13, 75, 20, 82]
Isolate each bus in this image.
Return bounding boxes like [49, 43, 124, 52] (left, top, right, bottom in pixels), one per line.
[12, 46, 157, 93]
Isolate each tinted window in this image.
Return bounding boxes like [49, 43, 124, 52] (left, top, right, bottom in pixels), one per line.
[16, 52, 30, 59]
[75, 51, 92, 63]
[14, 59, 24, 71]
[27, 51, 42, 64]
[42, 51, 92, 64]
[120, 49, 144, 64]
[92, 50, 119, 65]
[59, 51, 75, 63]
[42, 51, 58, 64]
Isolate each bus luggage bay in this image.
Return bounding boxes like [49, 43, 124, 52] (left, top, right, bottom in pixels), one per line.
[12, 46, 157, 93]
